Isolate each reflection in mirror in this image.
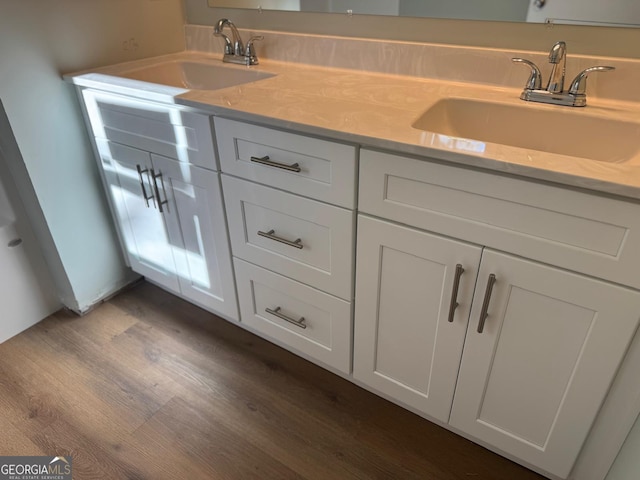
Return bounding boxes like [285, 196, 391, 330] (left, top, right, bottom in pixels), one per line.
[208, 0, 640, 27]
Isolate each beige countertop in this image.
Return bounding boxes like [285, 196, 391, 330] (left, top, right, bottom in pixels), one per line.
[67, 50, 640, 200]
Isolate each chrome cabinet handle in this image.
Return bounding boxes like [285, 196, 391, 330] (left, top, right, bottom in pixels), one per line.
[250, 155, 301, 173]
[447, 264, 465, 323]
[265, 306, 307, 329]
[150, 169, 169, 213]
[477, 274, 497, 334]
[136, 164, 155, 208]
[257, 229, 304, 249]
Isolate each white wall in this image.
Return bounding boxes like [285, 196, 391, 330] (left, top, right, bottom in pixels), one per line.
[0, 0, 185, 312]
[0, 0, 184, 311]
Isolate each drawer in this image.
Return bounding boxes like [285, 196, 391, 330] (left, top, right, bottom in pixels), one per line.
[235, 258, 352, 374]
[223, 175, 354, 300]
[215, 117, 357, 208]
[360, 149, 640, 289]
[82, 89, 217, 170]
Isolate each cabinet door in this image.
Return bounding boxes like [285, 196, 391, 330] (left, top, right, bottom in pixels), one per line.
[450, 250, 640, 479]
[96, 139, 180, 292]
[150, 155, 238, 321]
[353, 216, 482, 422]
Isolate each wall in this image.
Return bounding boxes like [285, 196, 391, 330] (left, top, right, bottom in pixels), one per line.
[0, 0, 185, 312]
[606, 413, 640, 480]
[0, 124, 60, 341]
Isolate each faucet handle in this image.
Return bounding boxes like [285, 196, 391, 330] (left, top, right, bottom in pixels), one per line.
[512, 58, 543, 90]
[568, 66, 615, 95]
[245, 36, 264, 65]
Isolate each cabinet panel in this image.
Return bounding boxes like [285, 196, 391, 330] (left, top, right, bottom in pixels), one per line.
[215, 118, 357, 208]
[353, 215, 482, 422]
[83, 89, 217, 170]
[223, 175, 354, 300]
[96, 139, 180, 292]
[359, 149, 640, 289]
[450, 250, 640, 478]
[150, 155, 238, 320]
[235, 258, 352, 373]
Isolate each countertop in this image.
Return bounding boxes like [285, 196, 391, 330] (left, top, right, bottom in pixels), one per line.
[67, 50, 640, 200]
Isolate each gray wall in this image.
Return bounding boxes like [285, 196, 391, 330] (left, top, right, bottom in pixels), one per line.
[0, 0, 186, 312]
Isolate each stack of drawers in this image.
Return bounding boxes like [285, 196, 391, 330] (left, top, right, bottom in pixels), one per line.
[215, 118, 357, 373]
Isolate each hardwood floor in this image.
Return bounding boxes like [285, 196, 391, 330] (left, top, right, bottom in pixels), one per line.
[0, 281, 546, 479]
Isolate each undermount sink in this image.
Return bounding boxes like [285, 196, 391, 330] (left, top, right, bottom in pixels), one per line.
[412, 98, 640, 163]
[119, 60, 275, 90]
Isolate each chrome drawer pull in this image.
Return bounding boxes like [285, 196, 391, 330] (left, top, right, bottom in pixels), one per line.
[265, 306, 307, 329]
[258, 229, 304, 249]
[250, 155, 302, 173]
[136, 164, 155, 208]
[447, 264, 465, 323]
[150, 169, 169, 213]
[477, 274, 497, 334]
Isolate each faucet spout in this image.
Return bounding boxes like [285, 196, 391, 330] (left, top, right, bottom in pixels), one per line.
[546, 41, 566, 93]
[214, 18, 244, 56]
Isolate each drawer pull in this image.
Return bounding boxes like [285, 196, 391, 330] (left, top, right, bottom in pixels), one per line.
[477, 274, 497, 334]
[250, 155, 302, 173]
[265, 306, 307, 329]
[258, 229, 304, 249]
[150, 169, 169, 213]
[136, 164, 155, 208]
[447, 264, 465, 323]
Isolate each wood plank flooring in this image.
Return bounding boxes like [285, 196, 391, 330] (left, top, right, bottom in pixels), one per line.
[0, 281, 546, 479]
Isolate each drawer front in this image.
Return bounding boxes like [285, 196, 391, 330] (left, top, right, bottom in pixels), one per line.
[360, 149, 640, 289]
[82, 89, 217, 170]
[235, 258, 352, 374]
[223, 175, 354, 300]
[215, 117, 357, 208]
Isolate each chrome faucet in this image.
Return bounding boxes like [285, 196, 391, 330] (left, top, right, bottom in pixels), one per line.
[512, 41, 615, 107]
[213, 18, 263, 66]
[546, 41, 566, 93]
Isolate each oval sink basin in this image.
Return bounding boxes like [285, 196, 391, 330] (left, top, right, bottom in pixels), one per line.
[119, 60, 275, 90]
[412, 98, 640, 163]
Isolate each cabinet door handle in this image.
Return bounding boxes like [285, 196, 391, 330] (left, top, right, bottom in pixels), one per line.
[136, 164, 155, 208]
[257, 229, 304, 249]
[447, 264, 465, 323]
[250, 155, 302, 173]
[265, 306, 307, 329]
[150, 169, 169, 213]
[477, 274, 497, 334]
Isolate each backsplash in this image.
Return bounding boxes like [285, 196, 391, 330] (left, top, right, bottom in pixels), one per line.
[185, 24, 640, 103]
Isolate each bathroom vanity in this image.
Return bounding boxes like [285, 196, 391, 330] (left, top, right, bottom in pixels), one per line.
[67, 30, 640, 480]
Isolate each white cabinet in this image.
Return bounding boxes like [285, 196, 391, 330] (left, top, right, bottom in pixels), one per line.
[235, 258, 352, 373]
[215, 118, 357, 208]
[353, 216, 482, 422]
[223, 175, 355, 300]
[217, 119, 357, 371]
[354, 214, 640, 478]
[450, 250, 640, 479]
[355, 148, 640, 479]
[95, 139, 238, 320]
[149, 154, 237, 319]
[97, 139, 181, 292]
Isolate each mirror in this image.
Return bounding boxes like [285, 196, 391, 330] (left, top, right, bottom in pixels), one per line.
[208, 0, 640, 27]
